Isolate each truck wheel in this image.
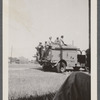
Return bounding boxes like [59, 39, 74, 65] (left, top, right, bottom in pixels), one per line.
[42, 64, 52, 71]
[57, 62, 66, 73]
[42, 65, 47, 71]
[85, 67, 89, 72]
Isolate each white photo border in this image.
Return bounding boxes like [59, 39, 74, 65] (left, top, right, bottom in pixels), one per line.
[3, 0, 97, 100]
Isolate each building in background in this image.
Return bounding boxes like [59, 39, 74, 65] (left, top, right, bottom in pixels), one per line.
[8, 56, 29, 64]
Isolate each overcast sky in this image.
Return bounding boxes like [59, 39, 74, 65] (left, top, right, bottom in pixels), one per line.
[8, 0, 89, 60]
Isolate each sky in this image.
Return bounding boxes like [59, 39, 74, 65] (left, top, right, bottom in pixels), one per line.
[7, 0, 89, 60]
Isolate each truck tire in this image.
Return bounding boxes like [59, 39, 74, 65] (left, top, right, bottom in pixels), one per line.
[57, 62, 66, 73]
[42, 63, 52, 71]
[42, 65, 47, 71]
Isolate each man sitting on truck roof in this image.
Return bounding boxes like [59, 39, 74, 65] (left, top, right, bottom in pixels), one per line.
[54, 37, 61, 45]
[48, 37, 53, 45]
[60, 35, 67, 46]
[48, 36, 54, 49]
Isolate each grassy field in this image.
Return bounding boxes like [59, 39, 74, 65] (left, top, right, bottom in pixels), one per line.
[9, 63, 72, 100]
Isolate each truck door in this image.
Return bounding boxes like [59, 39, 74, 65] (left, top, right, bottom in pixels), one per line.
[51, 50, 60, 61]
[63, 50, 77, 67]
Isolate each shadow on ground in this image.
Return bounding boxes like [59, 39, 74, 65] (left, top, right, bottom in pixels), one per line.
[29, 66, 87, 74]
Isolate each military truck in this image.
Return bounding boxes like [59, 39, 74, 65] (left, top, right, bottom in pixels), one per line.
[36, 44, 86, 73]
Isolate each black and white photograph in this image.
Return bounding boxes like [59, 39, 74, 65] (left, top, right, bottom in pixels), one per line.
[3, 0, 97, 100]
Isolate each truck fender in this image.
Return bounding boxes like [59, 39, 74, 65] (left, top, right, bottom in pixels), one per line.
[59, 59, 67, 66]
[53, 60, 67, 68]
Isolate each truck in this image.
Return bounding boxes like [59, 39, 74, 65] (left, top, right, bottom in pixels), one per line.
[36, 44, 86, 73]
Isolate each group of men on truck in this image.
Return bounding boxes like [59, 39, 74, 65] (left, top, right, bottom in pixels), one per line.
[36, 35, 67, 61]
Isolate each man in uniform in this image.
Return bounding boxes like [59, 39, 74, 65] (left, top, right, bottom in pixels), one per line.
[48, 36, 54, 49]
[54, 37, 61, 45]
[60, 35, 67, 46]
[36, 42, 44, 60]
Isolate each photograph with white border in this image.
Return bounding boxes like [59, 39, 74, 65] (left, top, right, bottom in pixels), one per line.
[3, 0, 97, 100]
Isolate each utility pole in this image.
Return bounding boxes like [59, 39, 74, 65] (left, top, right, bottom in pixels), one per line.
[89, 0, 91, 50]
[88, 0, 91, 71]
[11, 46, 13, 64]
[72, 40, 74, 46]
